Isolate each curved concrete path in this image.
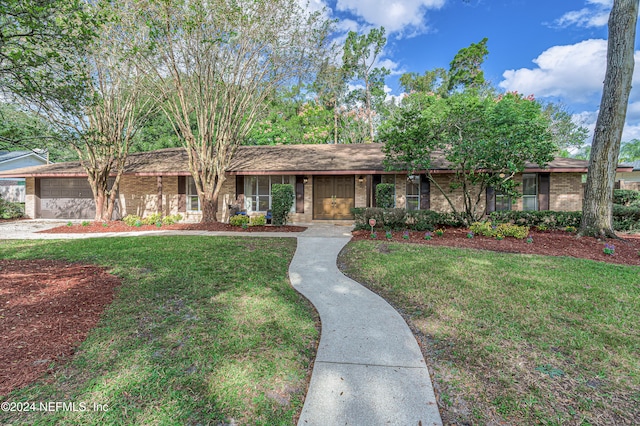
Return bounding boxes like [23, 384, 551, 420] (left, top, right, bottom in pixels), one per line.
[290, 225, 442, 425]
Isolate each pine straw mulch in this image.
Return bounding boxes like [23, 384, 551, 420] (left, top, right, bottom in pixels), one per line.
[39, 221, 307, 234]
[0, 260, 121, 396]
[351, 227, 640, 266]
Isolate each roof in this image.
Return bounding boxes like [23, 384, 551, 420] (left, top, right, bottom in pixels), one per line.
[0, 150, 48, 164]
[619, 160, 640, 171]
[0, 144, 631, 178]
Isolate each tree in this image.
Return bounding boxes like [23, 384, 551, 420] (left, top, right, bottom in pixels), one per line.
[541, 102, 589, 155]
[382, 91, 555, 224]
[25, 1, 158, 221]
[0, 0, 98, 99]
[581, 0, 638, 237]
[399, 68, 448, 95]
[0, 102, 74, 161]
[139, 0, 329, 222]
[342, 27, 389, 142]
[447, 37, 489, 92]
[313, 60, 349, 144]
[619, 139, 640, 162]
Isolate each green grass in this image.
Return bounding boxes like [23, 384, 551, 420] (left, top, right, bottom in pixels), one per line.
[339, 241, 640, 425]
[0, 236, 317, 425]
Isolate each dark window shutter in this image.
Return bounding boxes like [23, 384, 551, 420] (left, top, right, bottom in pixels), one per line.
[295, 176, 305, 213]
[420, 175, 430, 210]
[538, 173, 550, 211]
[236, 175, 245, 209]
[486, 187, 495, 214]
[372, 175, 382, 207]
[177, 176, 186, 213]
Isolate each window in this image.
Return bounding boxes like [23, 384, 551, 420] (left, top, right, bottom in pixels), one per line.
[244, 175, 294, 213]
[406, 175, 420, 211]
[495, 193, 512, 211]
[187, 178, 200, 211]
[522, 173, 538, 211]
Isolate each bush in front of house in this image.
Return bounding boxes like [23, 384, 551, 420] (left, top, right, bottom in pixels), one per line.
[249, 214, 267, 226]
[0, 194, 25, 219]
[229, 214, 250, 227]
[162, 214, 183, 225]
[489, 210, 582, 229]
[470, 221, 530, 239]
[271, 184, 294, 226]
[352, 207, 463, 231]
[375, 184, 395, 209]
[613, 189, 640, 207]
[490, 208, 640, 232]
[613, 204, 640, 231]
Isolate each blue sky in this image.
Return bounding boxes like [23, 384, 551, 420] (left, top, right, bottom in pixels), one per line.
[308, 0, 640, 144]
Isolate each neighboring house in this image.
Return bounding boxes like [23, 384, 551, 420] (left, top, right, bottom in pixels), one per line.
[0, 150, 49, 203]
[616, 160, 640, 191]
[0, 144, 633, 221]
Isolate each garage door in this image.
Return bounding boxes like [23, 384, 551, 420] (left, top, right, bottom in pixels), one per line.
[39, 178, 96, 219]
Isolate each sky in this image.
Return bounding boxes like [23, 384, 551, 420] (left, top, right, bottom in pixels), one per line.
[308, 0, 640, 145]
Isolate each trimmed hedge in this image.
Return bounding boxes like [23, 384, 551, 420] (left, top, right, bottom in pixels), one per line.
[490, 208, 640, 232]
[353, 207, 463, 231]
[613, 189, 640, 207]
[489, 210, 582, 229]
[613, 204, 640, 231]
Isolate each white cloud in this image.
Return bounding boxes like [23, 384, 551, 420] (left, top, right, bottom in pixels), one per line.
[501, 41, 640, 106]
[553, 0, 612, 28]
[335, 0, 445, 36]
[500, 39, 609, 104]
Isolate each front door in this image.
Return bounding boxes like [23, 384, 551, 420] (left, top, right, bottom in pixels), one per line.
[313, 176, 355, 220]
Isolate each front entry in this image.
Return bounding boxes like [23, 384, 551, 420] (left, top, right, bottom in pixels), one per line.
[313, 176, 355, 220]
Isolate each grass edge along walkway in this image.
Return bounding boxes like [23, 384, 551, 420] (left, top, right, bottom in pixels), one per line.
[0, 236, 318, 425]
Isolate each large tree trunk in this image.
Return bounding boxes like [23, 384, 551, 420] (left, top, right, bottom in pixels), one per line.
[581, 0, 638, 238]
[201, 197, 218, 223]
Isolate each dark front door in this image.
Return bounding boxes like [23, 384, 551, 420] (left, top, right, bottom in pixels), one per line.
[313, 176, 355, 220]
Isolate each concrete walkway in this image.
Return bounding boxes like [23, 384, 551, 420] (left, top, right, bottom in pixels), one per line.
[290, 225, 442, 425]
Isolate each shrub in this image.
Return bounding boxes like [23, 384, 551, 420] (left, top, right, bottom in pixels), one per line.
[271, 184, 295, 226]
[489, 210, 581, 229]
[612, 204, 640, 231]
[354, 207, 462, 231]
[250, 215, 267, 226]
[470, 221, 529, 239]
[613, 189, 640, 206]
[142, 213, 163, 226]
[0, 195, 25, 219]
[375, 184, 395, 208]
[123, 215, 142, 226]
[406, 210, 442, 231]
[162, 214, 183, 225]
[81, 221, 90, 226]
[229, 214, 250, 227]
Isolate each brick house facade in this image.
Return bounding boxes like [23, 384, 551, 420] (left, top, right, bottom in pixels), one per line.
[5, 144, 633, 222]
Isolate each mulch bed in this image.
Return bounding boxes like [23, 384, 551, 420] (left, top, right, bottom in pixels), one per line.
[40, 221, 307, 234]
[351, 228, 640, 266]
[0, 260, 121, 396]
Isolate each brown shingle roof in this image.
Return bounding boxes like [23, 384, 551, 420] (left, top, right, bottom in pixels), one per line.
[0, 143, 628, 178]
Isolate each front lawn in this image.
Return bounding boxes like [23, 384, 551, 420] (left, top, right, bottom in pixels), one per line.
[339, 241, 639, 425]
[0, 236, 317, 425]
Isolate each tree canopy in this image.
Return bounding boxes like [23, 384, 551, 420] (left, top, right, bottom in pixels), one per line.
[382, 90, 556, 223]
[138, 0, 331, 222]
